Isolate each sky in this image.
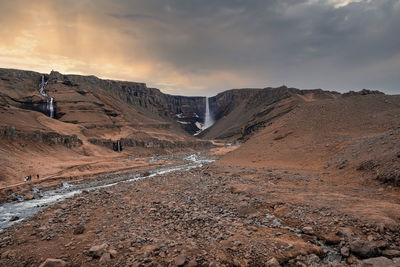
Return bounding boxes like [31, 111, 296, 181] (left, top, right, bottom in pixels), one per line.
[0, 0, 399, 96]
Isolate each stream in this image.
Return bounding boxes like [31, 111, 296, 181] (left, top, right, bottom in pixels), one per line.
[0, 153, 214, 232]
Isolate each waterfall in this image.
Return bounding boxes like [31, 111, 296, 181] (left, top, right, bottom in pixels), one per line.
[48, 97, 54, 118]
[38, 75, 54, 118]
[203, 97, 214, 129]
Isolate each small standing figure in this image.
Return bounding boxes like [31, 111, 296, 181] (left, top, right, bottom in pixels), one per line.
[24, 175, 32, 182]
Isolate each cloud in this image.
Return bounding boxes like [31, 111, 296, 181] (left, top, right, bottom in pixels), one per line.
[0, 0, 399, 95]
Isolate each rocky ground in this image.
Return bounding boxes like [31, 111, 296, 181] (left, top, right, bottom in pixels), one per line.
[0, 160, 399, 266]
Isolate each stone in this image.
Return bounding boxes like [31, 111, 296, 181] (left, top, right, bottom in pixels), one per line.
[266, 257, 281, 267]
[73, 225, 85, 235]
[174, 255, 186, 266]
[319, 232, 341, 244]
[108, 248, 118, 258]
[10, 216, 19, 221]
[382, 249, 400, 258]
[350, 240, 380, 259]
[302, 226, 314, 235]
[39, 258, 68, 267]
[24, 193, 34, 200]
[99, 252, 111, 263]
[186, 259, 198, 267]
[361, 256, 395, 267]
[337, 227, 353, 239]
[340, 246, 350, 257]
[1, 250, 16, 259]
[88, 243, 108, 258]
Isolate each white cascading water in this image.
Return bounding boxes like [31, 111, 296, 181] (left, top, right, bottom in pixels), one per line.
[48, 97, 54, 118]
[203, 97, 214, 129]
[39, 75, 54, 118]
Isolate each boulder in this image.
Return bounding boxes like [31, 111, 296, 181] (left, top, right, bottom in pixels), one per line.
[24, 193, 34, 200]
[88, 243, 108, 258]
[382, 249, 400, 258]
[341, 246, 350, 257]
[361, 256, 395, 267]
[39, 258, 68, 267]
[302, 226, 314, 235]
[73, 225, 85, 235]
[99, 252, 111, 263]
[350, 240, 380, 259]
[174, 255, 186, 266]
[266, 257, 281, 267]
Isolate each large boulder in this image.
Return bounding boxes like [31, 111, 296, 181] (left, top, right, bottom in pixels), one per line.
[350, 240, 380, 259]
[361, 256, 396, 267]
[39, 258, 68, 267]
[88, 243, 108, 258]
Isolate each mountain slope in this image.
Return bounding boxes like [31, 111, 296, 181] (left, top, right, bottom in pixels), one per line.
[0, 68, 211, 187]
[217, 91, 400, 185]
[202, 86, 339, 140]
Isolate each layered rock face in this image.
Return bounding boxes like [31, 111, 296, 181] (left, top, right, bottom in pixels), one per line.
[53, 71, 206, 134]
[0, 126, 82, 148]
[0, 68, 206, 135]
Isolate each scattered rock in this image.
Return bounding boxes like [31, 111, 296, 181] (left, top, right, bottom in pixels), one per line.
[350, 240, 380, 259]
[319, 232, 341, 244]
[340, 246, 350, 257]
[39, 258, 68, 267]
[24, 193, 34, 200]
[173, 255, 186, 266]
[337, 227, 353, 239]
[382, 249, 400, 258]
[266, 257, 281, 267]
[186, 259, 198, 267]
[99, 252, 111, 263]
[88, 243, 108, 258]
[357, 160, 377, 171]
[73, 225, 85, 235]
[302, 226, 314, 235]
[361, 256, 396, 267]
[1, 250, 16, 259]
[108, 248, 118, 258]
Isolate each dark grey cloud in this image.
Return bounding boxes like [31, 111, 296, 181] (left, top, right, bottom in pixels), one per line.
[106, 0, 400, 94]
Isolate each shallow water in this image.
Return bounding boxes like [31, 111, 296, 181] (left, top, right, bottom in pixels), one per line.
[0, 153, 214, 232]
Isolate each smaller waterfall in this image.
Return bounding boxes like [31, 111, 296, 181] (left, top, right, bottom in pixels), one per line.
[38, 75, 54, 118]
[203, 97, 214, 129]
[39, 75, 49, 98]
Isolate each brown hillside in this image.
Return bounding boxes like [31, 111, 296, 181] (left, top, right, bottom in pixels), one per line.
[218, 92, 400, 184]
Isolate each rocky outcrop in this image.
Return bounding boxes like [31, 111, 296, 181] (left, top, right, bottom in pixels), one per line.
[343, 89, 385, 97]
[88, 137, 212, 150]
[0, 126, 82, 148]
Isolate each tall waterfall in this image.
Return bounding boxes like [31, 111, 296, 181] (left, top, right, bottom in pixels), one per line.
[203, 97, 214, 129]
[39, 75, 54, 118]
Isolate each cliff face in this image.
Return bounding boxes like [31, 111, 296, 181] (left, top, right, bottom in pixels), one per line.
[54, 72, 206, 134]
[0, 69, 206, 135]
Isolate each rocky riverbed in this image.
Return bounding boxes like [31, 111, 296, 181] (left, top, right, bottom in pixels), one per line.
[0, 160, 399, 266]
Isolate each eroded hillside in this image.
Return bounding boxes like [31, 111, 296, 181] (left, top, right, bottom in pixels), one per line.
[0, 68, 211, 188]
